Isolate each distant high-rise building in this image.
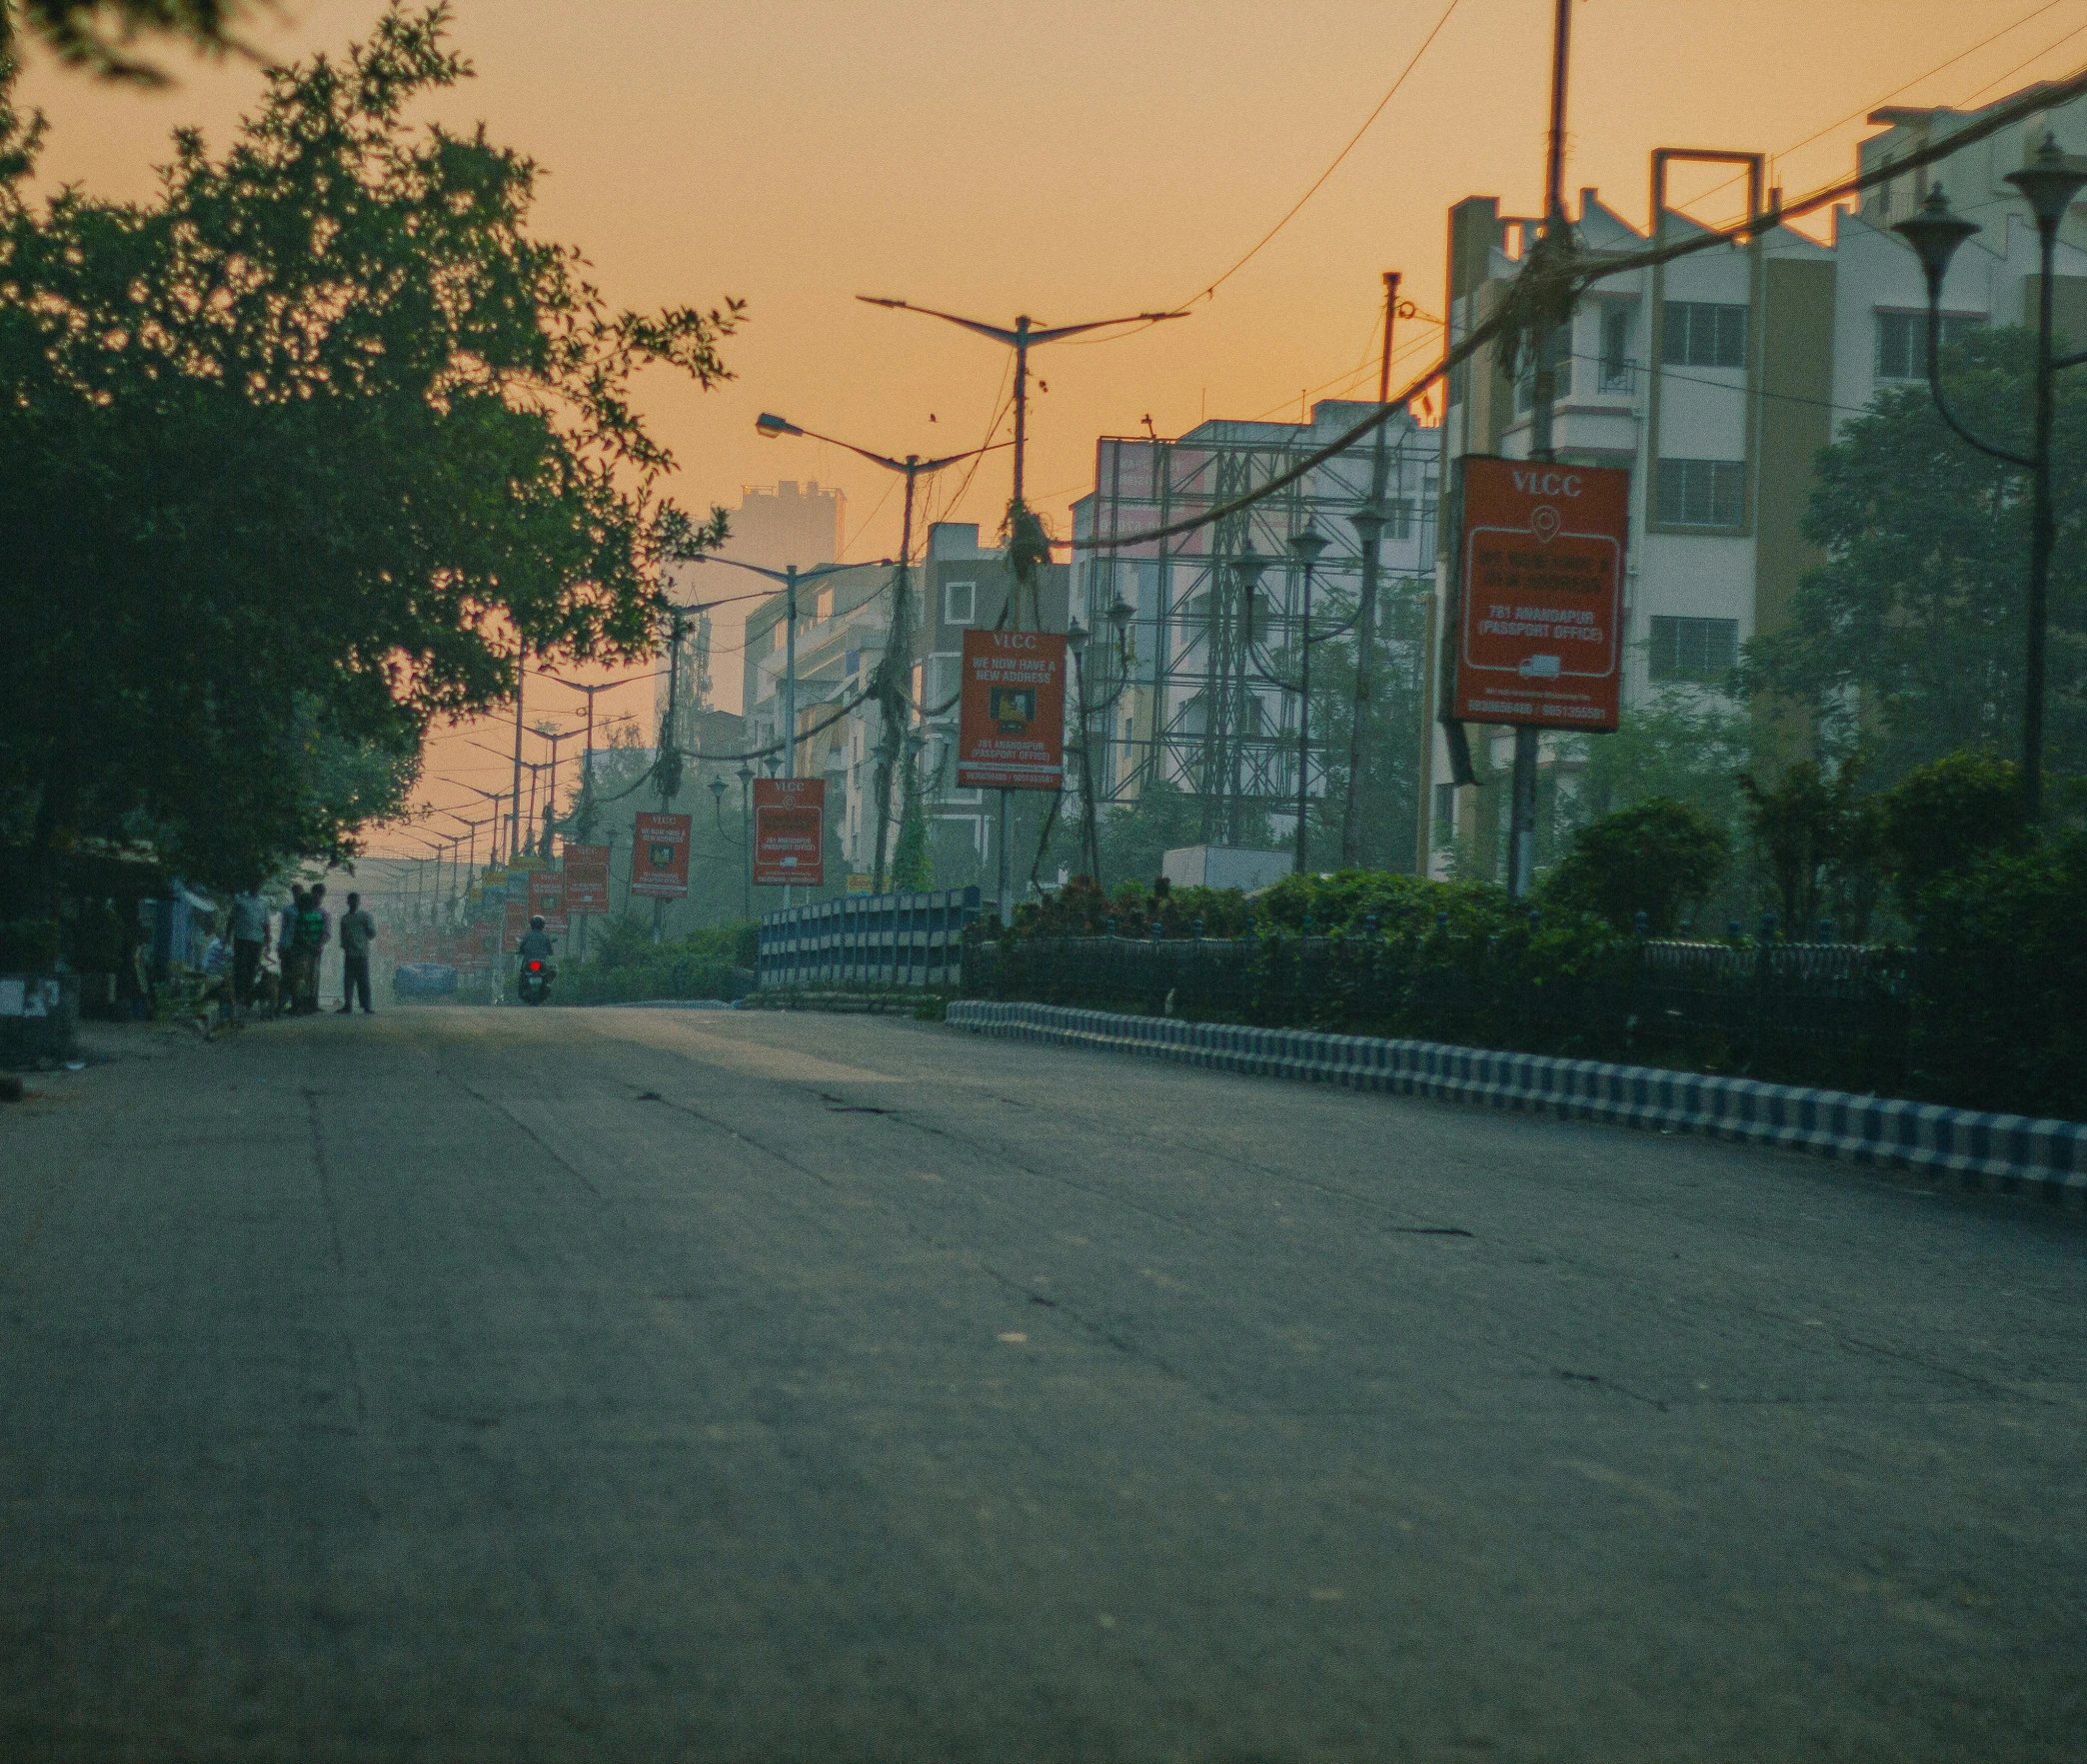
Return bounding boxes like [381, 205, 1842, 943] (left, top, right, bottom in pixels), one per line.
[724, 480, 844, 574]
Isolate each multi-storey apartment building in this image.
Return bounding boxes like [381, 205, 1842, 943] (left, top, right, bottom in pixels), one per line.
[1420, 83, 2087, 882]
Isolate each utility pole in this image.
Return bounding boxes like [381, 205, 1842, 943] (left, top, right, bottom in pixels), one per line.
[510, 643, 527, 863]
[860, 295, 1186, 925]
[1509, 0, 1574, 898]
[654, 605, 687, 943]
[1341, 272, 1400, 866]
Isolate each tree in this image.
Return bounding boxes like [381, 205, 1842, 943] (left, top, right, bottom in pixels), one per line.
[1876, 750, 2028, 919]
[1738, 763, 1868, 936]
[1542, 799, 1729, 935]
[1095, 777, 1204, 888]
[1747, 327, 2087, 785]
[2, 0, 249, 84]
[0, 9, 740, 917]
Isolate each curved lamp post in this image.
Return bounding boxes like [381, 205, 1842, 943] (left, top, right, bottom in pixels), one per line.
[1893, 135, 2087, 820]
[1286, 525, 1330, 875]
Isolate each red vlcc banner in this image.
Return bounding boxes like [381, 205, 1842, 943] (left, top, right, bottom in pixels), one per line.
[528, 868, 568, 935]
[1454, 456, 1627, 732]
[631, 813, 692, 898]
[562, 843, 611, 911]
[957, 629, 1065, 790]
[753, 779, 824, 886]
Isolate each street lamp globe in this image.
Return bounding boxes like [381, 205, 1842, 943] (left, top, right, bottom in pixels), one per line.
[736, 763, 754, 788]
[1106, 595, 1134, 636]
[1064, 615, 1089, 659]
[709, 775, 727, 805]
[1287, 524, 1330, 569]
[763, 754, 782, 778]
[2005, 134, 2087, 234]
[1231, 547, 1268, 590]
[1892, 186, 1981, 301]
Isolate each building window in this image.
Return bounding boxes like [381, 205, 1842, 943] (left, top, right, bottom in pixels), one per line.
[1661, 301, 1747, 370]
[1383, 498, 1416, 541]
[1875, 310, 1982, 381]
[1647, 615, 1739, 683]
[944, 580, 976, 626]
[1655, 458, 1746, 527]
[1599, 305, 1633, 390]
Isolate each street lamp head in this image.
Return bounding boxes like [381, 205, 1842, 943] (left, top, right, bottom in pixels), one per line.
[1106, 595, 1134, 635]
[906, 730, 927, 758]
[763, 754, 782, 778]
[736, 763, 754, 786]
[1064, 615, 1089, 658]
[1347, 503, 1389, 545]
[1287, 524, 1330, 569]
[756, 413, 802, 438]
[1232, 547, 1268, 589]
[709, 775, 727, 804]
[2005, 132, 2087, 235]
[1892, 185, 1981, 299]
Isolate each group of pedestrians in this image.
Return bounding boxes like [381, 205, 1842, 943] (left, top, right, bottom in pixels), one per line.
[217, 882, 377, 1017]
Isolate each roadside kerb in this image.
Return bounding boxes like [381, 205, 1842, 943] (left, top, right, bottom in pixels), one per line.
[945, 1000, 2087, 1205]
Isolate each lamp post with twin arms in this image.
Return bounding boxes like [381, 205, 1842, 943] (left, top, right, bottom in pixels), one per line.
[1893, 132, 2087, 821]
[756, 413, 1005, 888]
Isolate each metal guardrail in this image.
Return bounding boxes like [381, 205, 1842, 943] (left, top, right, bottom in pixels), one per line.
[758, 887, 982, 991]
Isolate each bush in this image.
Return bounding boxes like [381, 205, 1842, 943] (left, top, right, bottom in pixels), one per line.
[1908, 829, 2087, 1118]
[1877, 751, 2028, 918]
[558, 918, 757, 1004]
[1542, 798, 1728, 935]
[1008, 877, 1250, 941]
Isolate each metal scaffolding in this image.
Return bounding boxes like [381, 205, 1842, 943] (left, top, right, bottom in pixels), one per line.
[1071, 402, 1439, 847]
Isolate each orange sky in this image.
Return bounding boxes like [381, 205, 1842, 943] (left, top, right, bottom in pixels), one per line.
[19, 0, 2086, 853]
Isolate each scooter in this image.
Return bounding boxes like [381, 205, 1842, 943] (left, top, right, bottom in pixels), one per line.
[517, 958, 555, 1006]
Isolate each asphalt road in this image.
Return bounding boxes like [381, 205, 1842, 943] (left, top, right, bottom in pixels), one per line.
[2, 1003, 2082, 1762]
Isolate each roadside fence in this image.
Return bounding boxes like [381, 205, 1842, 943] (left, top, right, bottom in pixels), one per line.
[758, 887, 982, 992]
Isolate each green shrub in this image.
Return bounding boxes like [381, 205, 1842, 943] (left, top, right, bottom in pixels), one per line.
[1542, 798, 1728, 935]
[1877, 751, 2028, 918]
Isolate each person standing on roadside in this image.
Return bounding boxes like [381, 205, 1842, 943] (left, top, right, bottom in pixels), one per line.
[279, 886, 309, 1012]
[336, 891, 377, 1015]
[230, 886, 269, 1014]
[298, 883, 332, 1013]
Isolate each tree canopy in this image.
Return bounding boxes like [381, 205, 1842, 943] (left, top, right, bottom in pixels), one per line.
[0, 6, 738, 905]
[1747, 327, 2086, 785]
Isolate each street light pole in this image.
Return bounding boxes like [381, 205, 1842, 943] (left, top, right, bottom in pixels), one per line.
[757, 413, 1003, 889]
[1341, 272, 1400, 867]
[1893, 135, 2087, 822]
[859, 294, 1185, 925]
[510, 644, 527, 863]
[737, 763, 754, 921]
[1288, 526, 1329, 875]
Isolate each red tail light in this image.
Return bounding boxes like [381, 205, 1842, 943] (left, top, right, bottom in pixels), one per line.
[528, 960, 543, 971]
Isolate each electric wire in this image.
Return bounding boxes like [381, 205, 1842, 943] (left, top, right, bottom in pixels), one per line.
[1185, 0, 1465, 309]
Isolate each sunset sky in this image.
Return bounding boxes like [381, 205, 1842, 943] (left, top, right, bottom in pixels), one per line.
[19, 0, 2086, 851]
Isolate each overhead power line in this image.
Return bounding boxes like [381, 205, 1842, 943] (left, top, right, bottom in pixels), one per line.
[1185, 0, 1466, 308]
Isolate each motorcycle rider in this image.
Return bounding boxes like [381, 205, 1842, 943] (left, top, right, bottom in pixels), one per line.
[517, 914, 556, 999]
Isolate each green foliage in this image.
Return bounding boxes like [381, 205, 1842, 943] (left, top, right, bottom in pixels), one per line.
[1738, 763, 1870, 936]
[0, 7, 740, 905]
[559, 917, 756, 1004]
[1876, 751, 2028, 918]
[1909, 830, 2087, 1118]
[1746, 327, 2087, 783]
[1543, 799, 1729, 935]
[1094, 777, 1204, 889]
[1010, 876, 1249, 941]
[1562, 688, 1751, 850]
[1, 0, 250, 85]
[891, 782, 933, 891]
